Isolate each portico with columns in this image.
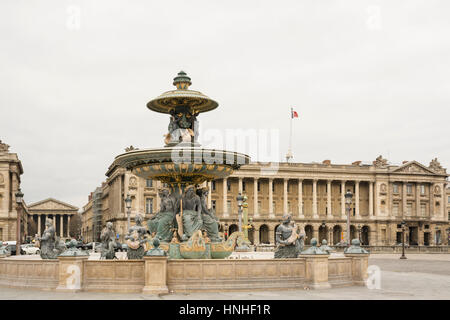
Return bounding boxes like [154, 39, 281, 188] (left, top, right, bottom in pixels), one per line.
[28, 198, 78, 239]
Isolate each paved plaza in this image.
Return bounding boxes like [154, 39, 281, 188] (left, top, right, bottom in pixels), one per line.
[0, 253, 449, 300]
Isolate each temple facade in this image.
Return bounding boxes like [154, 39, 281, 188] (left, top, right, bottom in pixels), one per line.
[81, 156, 450, 246]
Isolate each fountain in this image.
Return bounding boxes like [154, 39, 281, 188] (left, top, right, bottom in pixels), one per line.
[112, 71, 250, 259]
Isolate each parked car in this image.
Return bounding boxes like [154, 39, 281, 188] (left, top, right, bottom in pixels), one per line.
[4, 243, 17, 255]
[114, 241, 126, 252]
[82, 242, 102, 252]
[20, 244, 40, 255]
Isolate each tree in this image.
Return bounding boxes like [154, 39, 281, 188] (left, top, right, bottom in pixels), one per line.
[69, 214, 82, 239]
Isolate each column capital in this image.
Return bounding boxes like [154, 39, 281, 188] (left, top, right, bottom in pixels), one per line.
[283, 177, 289, 182]
[313, 178, 318, 183]
[327, 179, 332, 183]
[341, 180, 347, 184]
[298, 178, 304, 183]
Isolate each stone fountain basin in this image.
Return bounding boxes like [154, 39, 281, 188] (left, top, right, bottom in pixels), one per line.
[112, 147, 250, 184]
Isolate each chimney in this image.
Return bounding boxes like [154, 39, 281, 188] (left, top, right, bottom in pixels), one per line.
[322, 160, 331, 165]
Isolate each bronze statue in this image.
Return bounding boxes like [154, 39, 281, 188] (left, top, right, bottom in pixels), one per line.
[125, 214, 147, 259]
[197, 187, 222, 242]
[147, 189, 165, 236]
[38, 218, 63, 259]
[100, 222, 116, 259]
[154, 188, 179, 242]
[181, 186, 203, 241]
[274, 214, 304, 258]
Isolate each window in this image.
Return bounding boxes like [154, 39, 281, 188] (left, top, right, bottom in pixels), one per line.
[420, 204, 426, 216]
[211, 181, 216, 191]
[257, 182, 261, 192]
[421, 185, 426, 195]
[227, 181, 231, 192]
[393, 184, 399, 194]
[146, 179, 153, 187]
[272, 201, 276, 212]
[145, 198, 153, 214]
[212, 200, 216, 211]
[287, 183, 290, 193]
[227, 200, 232, 213]
[257, 201, 262, 213]
[393, 203, 399, 216]
[287, 201, 291, 213]
[448, 195, 450, 204]
[242, 181, 246, 192]
[406, 184, 413, 194]
[272, 183, 275, 192]
[407, 203, 412, 216]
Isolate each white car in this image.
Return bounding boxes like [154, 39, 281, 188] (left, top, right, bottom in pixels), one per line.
[20, 244, 40, 255]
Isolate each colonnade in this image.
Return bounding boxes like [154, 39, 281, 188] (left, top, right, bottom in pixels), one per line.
[33, 213, 72, 238]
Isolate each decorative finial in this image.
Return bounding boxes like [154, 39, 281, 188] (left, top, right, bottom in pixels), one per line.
[0, 140, 10, 153]
[173, 71, 192, 90]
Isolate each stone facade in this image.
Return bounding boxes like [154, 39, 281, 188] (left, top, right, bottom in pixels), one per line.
[0, 140, 27, 242]
[81, 156, 450, 246]
[28, 198, 78, 240]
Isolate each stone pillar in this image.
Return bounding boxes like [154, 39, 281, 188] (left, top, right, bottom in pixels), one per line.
[253, 178, 259, 217]
[283, 178, 288, 214]
[355, 181, 360, 219]
[38, 214, 41, 236]
[402, 182, 407, 217]
[142, 256, 169, 294]
[374, 182, 379, 217]
[268, 178, 274, 218]
[429, 183, 434, 218]
[369, 181, 374, 217]
[312, 225, 319, 240]
[223, 178, 228, 217]
[441, 183, 445, 219]
[56, 256, 89, 292]
[53, 216, 56, 228]
[416, 184, 421, 217]
[268, 227, 275, 245]
[344, 253, 370, 286]
[60, 215, 64, 237]
[327, 180, 332, 217]
[253, 228, 260, 245]
[302, 255, 331, 289]
[298, 179, 304, 218]
[312, 179, 318, 218]
[67, 215, 71, 238]
[341, 181, 346, 219]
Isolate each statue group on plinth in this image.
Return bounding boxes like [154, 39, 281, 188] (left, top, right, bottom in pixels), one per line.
[38, 218, 65, 259]
[274, 214, 305, 258]
[100, 222, 117, 259]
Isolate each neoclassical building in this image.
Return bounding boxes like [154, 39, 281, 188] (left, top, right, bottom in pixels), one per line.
[0, 140, 27, 242]
[81, 155, 450, 246]
[28, 198, 79, 239]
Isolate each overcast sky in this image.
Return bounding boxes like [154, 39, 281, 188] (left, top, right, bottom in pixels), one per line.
[1, 0, 449, 209]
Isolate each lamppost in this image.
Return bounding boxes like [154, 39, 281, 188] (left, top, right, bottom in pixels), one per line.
[320, 222, 326, 242]
[15, 189, 24, 256]
[236, 193, 244, 233]
[125, 194, 132, 231]
[400, 220, 407, 259]
[344, 189, 353, 246]
[242, 196, 252, 243]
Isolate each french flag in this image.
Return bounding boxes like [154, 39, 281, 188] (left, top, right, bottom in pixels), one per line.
[291, 108, 299, 119]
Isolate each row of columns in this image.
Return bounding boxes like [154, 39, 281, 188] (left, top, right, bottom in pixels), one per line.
[35, 214, 71, 237]
[221, 177, 373, 218]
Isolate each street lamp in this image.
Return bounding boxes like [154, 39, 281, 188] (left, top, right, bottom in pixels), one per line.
[125, 194, 132, 231]
[15, 188, 24, 256]
[236, 193, 244, 233]
[224, 223, 229, 240]
[400, 220, 407, 259]
[344, 189, 353, 247]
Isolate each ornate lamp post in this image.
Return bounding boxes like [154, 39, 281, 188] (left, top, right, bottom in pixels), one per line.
[344, 189, 353, 246]
[236, 193, 244, 233]
[125, 194, 132, 231]
[400, 220, 407, 259]
[242, 195, 252, 242]
[15, 189, 24, 256]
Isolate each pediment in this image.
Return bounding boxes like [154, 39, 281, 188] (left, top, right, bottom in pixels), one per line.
[391, 161, 436, 175]
[28, 198, 78, 211]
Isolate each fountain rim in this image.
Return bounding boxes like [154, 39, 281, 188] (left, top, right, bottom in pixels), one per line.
[146, 89, 219, 114]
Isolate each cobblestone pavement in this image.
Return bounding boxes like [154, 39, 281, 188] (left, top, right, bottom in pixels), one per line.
[0, 254, 449, 300]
